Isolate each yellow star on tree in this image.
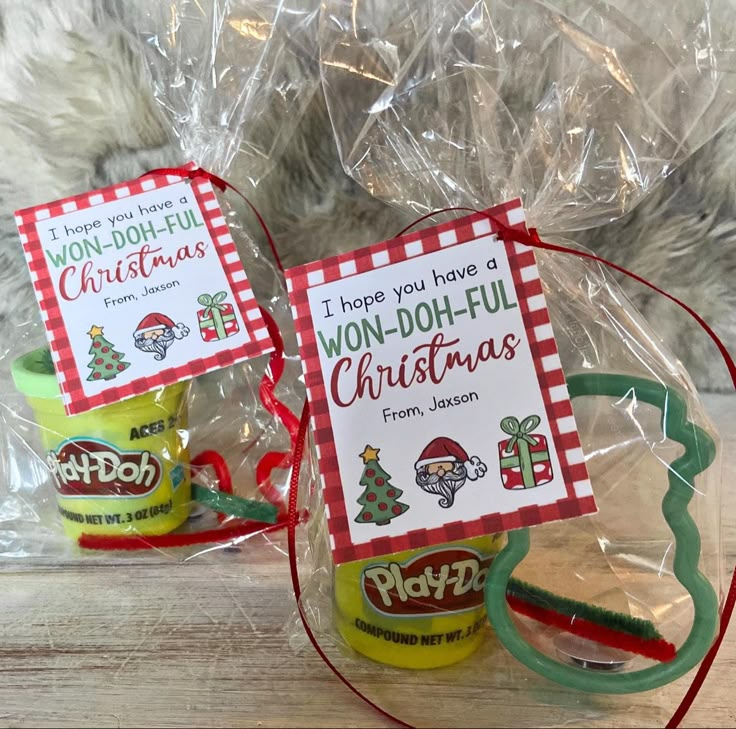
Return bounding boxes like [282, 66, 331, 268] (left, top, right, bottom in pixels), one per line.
[359, 445, 380, 463]
[87, 325, 104, 338]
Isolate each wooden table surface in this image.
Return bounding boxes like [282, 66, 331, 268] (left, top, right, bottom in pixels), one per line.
[0, 394, 734, 728]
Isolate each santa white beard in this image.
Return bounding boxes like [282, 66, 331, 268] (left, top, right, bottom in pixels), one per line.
[416, 464, 467, 508]
[134, 328, 175, 361]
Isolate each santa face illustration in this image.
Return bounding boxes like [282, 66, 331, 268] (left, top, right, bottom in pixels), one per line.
[415, 437, 487, 508]
[133, 313, 190, 361]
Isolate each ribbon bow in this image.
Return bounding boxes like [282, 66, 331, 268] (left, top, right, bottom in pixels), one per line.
[501, 415, 540, 454]
[198, 291, 228, 316]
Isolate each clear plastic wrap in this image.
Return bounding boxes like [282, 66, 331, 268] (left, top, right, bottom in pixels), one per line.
[131, 0, 321, 190]
[321, 0, 736, 233]
[285, 2, 736, 726]
[0, 1, 317, 562]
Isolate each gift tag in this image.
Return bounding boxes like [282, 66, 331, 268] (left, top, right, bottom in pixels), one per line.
[286, 201, 596, 564]
[15, 169, 274, 415]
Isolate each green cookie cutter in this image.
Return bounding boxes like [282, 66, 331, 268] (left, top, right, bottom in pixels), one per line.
[484, 373, 719, 693]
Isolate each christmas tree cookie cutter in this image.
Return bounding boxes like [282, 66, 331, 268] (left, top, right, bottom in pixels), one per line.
[485, 373, 719, 693]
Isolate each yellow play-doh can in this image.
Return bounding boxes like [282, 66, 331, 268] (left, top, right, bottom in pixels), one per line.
[334, 534, 503, 669]
[12, 347, 191, 539]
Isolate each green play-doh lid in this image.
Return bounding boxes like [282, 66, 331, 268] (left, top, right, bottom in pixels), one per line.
[12, 346, 190, 409]
[11, 347, 62, 400]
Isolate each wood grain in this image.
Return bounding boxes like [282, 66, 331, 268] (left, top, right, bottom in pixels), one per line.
[0, 394, 733, 728]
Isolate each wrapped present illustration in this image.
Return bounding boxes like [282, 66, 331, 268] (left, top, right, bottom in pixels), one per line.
[498, 415, 553, 490]
[197, 292, 240, 342]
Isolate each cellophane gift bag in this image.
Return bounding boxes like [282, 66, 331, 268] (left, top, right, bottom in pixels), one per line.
[0, 0, 319, 564]
[283, 2, 736, 726]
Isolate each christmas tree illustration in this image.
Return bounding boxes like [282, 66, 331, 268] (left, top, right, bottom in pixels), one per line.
[355, 445, 409, 526]
[86, 325, 130, 381]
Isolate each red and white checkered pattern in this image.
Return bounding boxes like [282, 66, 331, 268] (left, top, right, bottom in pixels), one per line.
[286, 200, 595, 565]
[15, 169, 273, 416]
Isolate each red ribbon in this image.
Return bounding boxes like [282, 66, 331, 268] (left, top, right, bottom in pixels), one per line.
[143, 166, 300, 512]
[285, 401, 412, 728]
[287, 206, 736, 729]
[255, 305, 301, 510]
[143, 167, 285, 276]
[145, 166, 300, 505]
[191, 450, 232, 524]
[666, 567, 736, 728]
[116, 171, 733, 725]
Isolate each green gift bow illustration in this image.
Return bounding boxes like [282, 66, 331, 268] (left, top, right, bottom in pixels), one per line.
[500, 414, 550, 488]
[485, 374, 719, 694]
[197, 292, 236, 341]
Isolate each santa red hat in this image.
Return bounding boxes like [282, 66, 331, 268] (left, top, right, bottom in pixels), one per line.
[134, 313, 189, 339]
[415, 437, 487, 481]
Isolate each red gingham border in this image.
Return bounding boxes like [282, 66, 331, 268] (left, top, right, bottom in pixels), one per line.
[285, 200, 595, 564]
[15, 169, 273, 415]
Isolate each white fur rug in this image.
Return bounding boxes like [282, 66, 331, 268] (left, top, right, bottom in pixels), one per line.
[0, 0, 734, 393]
